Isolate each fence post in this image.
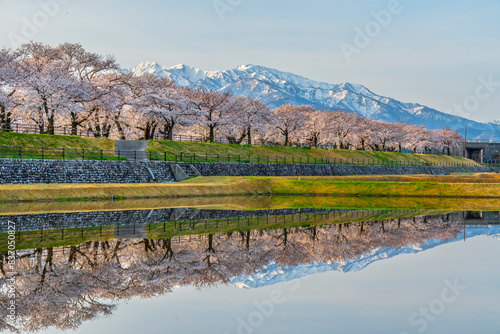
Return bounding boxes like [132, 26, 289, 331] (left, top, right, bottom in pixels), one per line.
[118, 150, 121, 160]
[62, 148, 65, 160]
[193, 153, 196, 162]
[165, 152, 167, 162]
[134, 150, 137, 161]
[82, 149, 85, 160]
[238, 155, 241, 163]
[101, 150, 103, 161]
[41, 147, 44, 160]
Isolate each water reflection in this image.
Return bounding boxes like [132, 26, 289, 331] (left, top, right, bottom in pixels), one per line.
[1, 208, 499, 333]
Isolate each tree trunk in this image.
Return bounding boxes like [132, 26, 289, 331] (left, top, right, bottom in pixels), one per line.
[115, 119, 126, 140]
[209, 125, 215, 142]
[247, 126, 252, 145]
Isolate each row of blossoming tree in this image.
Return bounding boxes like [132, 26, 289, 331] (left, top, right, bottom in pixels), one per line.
[0, 42, 463, 154]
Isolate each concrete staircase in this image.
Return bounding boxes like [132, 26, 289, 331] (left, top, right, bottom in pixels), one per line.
[115, 140, 149, 161]
[171, 164, 202, 181]
[170, 208, 201, 221]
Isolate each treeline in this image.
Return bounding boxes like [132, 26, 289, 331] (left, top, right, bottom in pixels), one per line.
[0, 42, 462, 154]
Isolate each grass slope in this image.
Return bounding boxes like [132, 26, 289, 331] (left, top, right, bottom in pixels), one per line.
[148, 140, 476, 165]
[1, 174, 500, 202]
[0, 132, 115, 150]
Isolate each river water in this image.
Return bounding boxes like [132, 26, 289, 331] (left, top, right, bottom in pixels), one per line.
[1, 197, 499, 334]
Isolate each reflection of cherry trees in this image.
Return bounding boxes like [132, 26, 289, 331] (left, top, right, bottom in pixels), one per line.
[0, 214, 464, 332]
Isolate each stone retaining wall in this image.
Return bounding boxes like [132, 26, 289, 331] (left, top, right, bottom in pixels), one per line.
[0, 159, 493, 185]
[185, 162, 493, 177]
[0, 159, 174, 184]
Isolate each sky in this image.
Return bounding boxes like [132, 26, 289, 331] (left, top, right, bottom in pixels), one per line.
[0, 0, 499, 122]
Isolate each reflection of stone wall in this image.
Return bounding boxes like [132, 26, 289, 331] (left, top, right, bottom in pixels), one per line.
[0, 208, 350, 232]
[185, 162, 493, 177]
[1, 209, 174, 231]
[0, 159, 174, 184]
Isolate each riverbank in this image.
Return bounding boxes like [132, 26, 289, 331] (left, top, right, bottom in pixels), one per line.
[1, 174, 500, 202]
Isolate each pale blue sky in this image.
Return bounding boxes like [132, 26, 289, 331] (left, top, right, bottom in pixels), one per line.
[1, 0, 499, 122]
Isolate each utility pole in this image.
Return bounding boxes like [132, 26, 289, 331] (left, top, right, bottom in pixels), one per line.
[463, 127, 467, 157]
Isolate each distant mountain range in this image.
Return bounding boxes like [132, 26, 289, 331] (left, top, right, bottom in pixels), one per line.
[230, 225, 500, 289]
[131, 62, 500, 138]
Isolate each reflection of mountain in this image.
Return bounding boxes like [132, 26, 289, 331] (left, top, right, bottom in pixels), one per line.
[0, 211, 498, 333]
[232, 225, 500, 289]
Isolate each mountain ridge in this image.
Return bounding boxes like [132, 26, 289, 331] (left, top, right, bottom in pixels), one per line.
[130, 62, 500, 136]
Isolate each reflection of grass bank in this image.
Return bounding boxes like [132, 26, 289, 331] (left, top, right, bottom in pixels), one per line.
[0, 226, 114, 252]
[1, 209, 443, 251]
[1, 174, 500, 202]
[146, 209, 446, 240]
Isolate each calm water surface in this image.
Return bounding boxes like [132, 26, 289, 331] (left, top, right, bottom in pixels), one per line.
[1, 199, 499, 334]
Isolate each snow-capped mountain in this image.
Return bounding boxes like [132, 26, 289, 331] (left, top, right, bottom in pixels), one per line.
[131, 62, 500, 134]
[231, 225, 500, 289]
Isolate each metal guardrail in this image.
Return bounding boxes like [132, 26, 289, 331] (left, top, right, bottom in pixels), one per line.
[0, 124, 105, 138]
[466, 139, 497, 144]
[159, 152, 483, 168]
[0, 146, 141, 161]
[0, 145, 487, 167]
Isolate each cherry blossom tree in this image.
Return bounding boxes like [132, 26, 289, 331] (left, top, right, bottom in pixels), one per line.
[186, 88, 240, 142]
[272, 104, 312, 146]
[0, 49, 19, 130]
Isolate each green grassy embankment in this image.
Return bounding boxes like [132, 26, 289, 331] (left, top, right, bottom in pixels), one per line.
[0, 132, 115, 150]
[1, 174, 500, 202]
[148, 140, 477, 165]
[0, 132, 117, 159]
[0, 133, 480, 166]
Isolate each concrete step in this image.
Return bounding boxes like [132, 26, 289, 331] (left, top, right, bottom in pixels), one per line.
[115, 140, 149, 161]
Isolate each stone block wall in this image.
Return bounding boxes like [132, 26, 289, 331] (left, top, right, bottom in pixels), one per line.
[0, 159, 174, 184]
[185, 162, 493, 177]
[0, 159, 493, 185]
